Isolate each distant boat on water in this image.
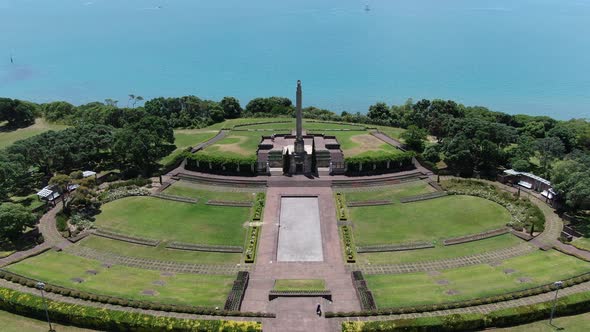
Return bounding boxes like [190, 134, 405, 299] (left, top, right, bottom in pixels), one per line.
[10, 54, 14, 64]
[365, 3, 370, 12]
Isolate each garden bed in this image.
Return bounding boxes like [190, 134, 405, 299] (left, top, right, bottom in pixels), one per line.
[165, 242, 243, 253]
[399, 191, 447, 203]
[351, 271, 377, 311]
[94, 229, 160, 247]
[347, 200, 393, 207]
[152, 193, 198, 204]
[443, 227, 509, 246]
[223, 271, 249, 311]
[357, 242, 434, 253]
[206, 200, 253, 207]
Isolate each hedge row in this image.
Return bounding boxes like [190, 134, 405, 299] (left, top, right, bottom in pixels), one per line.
[153, 193, 199, 204]
[345, 151, 415, 175]
[94, 228, 160, 247]
[357, 242, 434, 253]
[336, 193, 347, 221]
[106, 178, 152, 191]
[224, 271, 249, 311]
[341, 226, 356, 263]
[166, 241, 243, 253]
[98, 186, 151, 204]
[0, 270, 272, 318]
[252, 193, 265, 221]
[347, 200, 393, 207]
[0, 287, 263, 332]
[185, 153, 257, 176]
[245, 226, 260, 263]
[341, 291, 590, 332]
[207, 200, 253, 207]
[399, 191, 448, 203]
[351, 271, 377, 311]
[327, 272, 590, 317]
[443, 227, 509, 246]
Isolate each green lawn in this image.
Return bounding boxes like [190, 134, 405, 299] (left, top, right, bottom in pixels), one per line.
[160, 129, 218, 165]
[94, 196, 249, 246]
[205, 117, 292, 130]
[200, 131, 262, 158]
[572, 237, 590, 251]
[350, 195, 511, 246]
[164, 181, 257, 202]
[342, 181, 433, 203]
[358, 234, 523, 265]
[78, 236, 242, 265]
[0, 309, 99, 332]
[366, 250, 590, 308]
[10, 194, 45, 212]
[5, 251, 233, 307]
[495, 312, 590, 331]
[372, 125, 406, 141]
[273, 279, 326, 291]
[312, 131, 400, 158]
[0, 118, 68, 149]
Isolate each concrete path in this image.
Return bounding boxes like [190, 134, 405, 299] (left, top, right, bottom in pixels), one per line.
[190, 130, 229, 153]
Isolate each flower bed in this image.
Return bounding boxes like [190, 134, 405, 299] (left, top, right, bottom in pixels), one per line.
[399, 191, 447, 203]
[206, 200, 253, 207]
[252, 193, 265, 221]
[166, 242, 243, 253]
[152, 193, 199, 204]
[335, 193, 347, 221]
[347, 200, 393, 207]
[99, 186, 151, 204]
[443, 227, 509, 246]
[268, 290, 332, 301]
[357, 242, 434, 253]
[224, 271, 249, 311]
[94, 228, 160, 247]
[0, 287, 265, 331]
[351, 271, 377, 311]
[327, 271, 590, 317]
[441, 179, 545, 232]
[341, 225, 356, 263]
[244, 226, 260, 263]
[0, 269, 273, 318]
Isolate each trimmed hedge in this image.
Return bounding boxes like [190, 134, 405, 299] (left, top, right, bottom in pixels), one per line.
[244, 226, 260, 263]
[341, 225, 356, 263]
[153, 193, 199, 204]
[357, 242, 434, 253]
[166, 242, 243, 253]
[185, 153, 257, 176]
[327, 272, 590, 318]
[351, 271, 377, 311]
[207, 200, 253, 207]
[347, 200, 393, 207]
[399, 191, 448, 203]
[335, 193, 347, 221]
[442, 227, 509, 246]
[0, 269, 273, 318]
[252, 193, 265, 221]
[345, 151, 415, 176]
[106, 178, 152, 191]
[341, 291, 590, 332]
[0, 287, 263, 332]
[94, 228, 160, 246]
[224, 271, 249, 311]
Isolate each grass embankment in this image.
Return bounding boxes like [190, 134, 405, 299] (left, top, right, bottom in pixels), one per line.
[273, 279, 326, 291]
[366, 250, 589, 308]
[164, 181, 257, 202]
[0, 118, 68, 149]
[342, 180, 433, 203]
[350, 195, 511, 246]
[159, 129, 218, 165]
[496, 312, 590, 331]
[200, 131, 262, 158]
[0, 309, 99, 332]
[94, 196, 249, 246]
[5, 251, 233, 307]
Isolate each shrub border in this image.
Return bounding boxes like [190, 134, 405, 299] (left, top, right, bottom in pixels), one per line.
[244, 226, 260, 263]
[166, 242, 243, 253]
[347, 200, 393, 207]
[207, 200, 253, 207]
[152, 193, 199, 204]
[224, 271, 249, 311]
[335, 193, 347, 221]
[399, 191, 448, 203]
[357, 242, 434, 253]
[341, 225, 356, 263]
[442, 227, 509, 246]
[351, 271, 377, 311]
[93, 228, 160, 247]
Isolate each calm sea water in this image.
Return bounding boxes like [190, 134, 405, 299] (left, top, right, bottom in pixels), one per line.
[1, 0, 589, 119]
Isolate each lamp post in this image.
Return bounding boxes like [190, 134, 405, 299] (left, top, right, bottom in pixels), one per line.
[36, 282, 55, 332]
[549, 280, 563, 326]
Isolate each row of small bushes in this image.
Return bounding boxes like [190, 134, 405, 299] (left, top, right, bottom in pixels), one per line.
[341, 291, 590, 332]
[245, 226, 260, 263]
[185, 153, 257, 176]
[341, 226, 356, 263]
[166, 241, 243, 253]
[441, 179, 545, 232]
[345, 151, 415, 175]
[153, 192, 199, 204]
[443, 227, 509, 246]
[0, 287, 263, 332]
[94, 228, 160, 246]
[399, 191, 448, 203]
[0, 270, 272, 317]
[327, 272, 590, 317]
[336, 193, 347, 220]
[357, 242, 434, 253]
[224, 271, 249, 311]
[159, 149, 191, 174]
[98, 186, 151, 204]
[106, 178, 152, 190]
[351, 271, 377, 311]
[252, 193, 265, 221]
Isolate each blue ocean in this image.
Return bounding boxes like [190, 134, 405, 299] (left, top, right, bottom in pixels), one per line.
[1, 0, 589, 119]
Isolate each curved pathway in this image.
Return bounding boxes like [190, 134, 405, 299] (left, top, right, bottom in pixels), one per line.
[189, 129, 229, 153]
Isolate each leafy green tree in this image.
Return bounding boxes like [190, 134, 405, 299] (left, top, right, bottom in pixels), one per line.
[0, 98, 35, 128]
[49, 174, 72, 210]
[401, 125, 427, 153]
[511, 159, 531, 172]
[552, 158, 590, 210]
[422, 145, 441, 163]
[220, 97, 242, 119]
[42, 101, 76, 122]
[547, 123, 578, 153]
[367, 102, 391, 123]
[0, 152, 29, 200]
[245, 97, 293, 115]
[535, 137, 565, 176]
[0, 203, 37, 241]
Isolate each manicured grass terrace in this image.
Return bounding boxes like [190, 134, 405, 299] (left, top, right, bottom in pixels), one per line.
[94, 196, 249, 246]
[315, 131, 401, 158]
[159, 129, 217, 165]
[342, 181, 433, 203]
[0, 118, 68, 149]
[78, 236, 242, 265]
[273, 279, 326, 291]
[5, 251, 233, 307]
[366, 250, 589, 308]
[164, 181, 257, 202]
[350, 195, 511, 246]
[200, 131, 262, 158]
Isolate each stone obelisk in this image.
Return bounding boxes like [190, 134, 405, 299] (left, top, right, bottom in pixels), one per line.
[294, 80, 304, 153]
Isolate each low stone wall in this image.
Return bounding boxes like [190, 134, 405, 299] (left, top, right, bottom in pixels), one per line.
[347, 200, 393, 207]
[206, 200, 253, 207]
[268, 290, 332, 301]
[152, 193, 198, 204]
[94, 229, 160, 247]
[443, 228, 509, 246]
[357, 242, 434, 253]
[165, 242, 243, 253]
[399, 191, 448, 203]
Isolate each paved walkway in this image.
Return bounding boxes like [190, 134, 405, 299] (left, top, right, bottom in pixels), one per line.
[190, 130, 228, 153]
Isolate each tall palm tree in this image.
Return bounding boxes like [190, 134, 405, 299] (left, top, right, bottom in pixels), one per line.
[127, 94, 135, 107]
[133, 96, 144, 108]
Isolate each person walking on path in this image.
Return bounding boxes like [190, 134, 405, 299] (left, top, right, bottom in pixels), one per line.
[316, 303, 322, 316]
